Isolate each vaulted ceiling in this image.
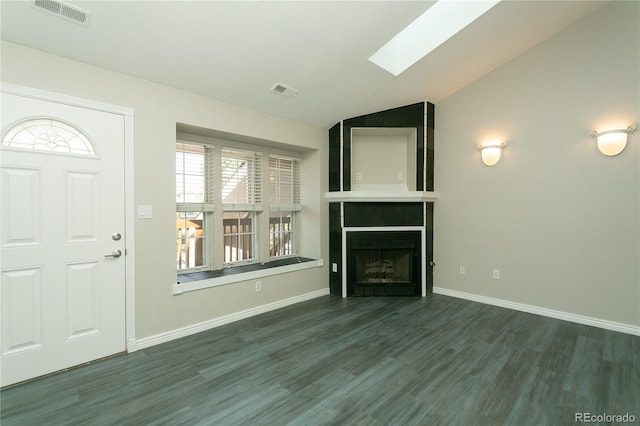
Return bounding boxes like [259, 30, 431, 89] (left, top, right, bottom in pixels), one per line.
[1, 1, 610, 128]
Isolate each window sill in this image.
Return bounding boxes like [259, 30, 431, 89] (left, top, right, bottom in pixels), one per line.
[174, 257, 323, 294]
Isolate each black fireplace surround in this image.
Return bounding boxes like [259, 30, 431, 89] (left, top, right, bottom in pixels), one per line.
[328, 102, 435, 297]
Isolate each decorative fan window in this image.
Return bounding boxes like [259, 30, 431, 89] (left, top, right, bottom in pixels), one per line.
[1, 118, 96, 156]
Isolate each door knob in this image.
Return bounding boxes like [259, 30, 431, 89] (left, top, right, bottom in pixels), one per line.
[105, 249, 122, 258]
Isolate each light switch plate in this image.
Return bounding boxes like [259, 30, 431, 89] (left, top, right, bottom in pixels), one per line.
[137, 205, 153, 219]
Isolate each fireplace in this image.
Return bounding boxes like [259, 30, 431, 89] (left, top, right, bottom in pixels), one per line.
[326, 102, 436, 297]
[347, 231, 421, 296]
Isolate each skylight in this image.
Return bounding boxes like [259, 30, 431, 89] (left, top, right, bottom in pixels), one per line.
[369, 0, 502, 76]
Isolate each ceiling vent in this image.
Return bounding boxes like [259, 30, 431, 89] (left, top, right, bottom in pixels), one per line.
[270, 83, 299, 98]
[34, 0, 90, 26]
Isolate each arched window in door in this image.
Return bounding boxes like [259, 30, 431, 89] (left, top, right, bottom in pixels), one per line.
[1, 117, 96, 156]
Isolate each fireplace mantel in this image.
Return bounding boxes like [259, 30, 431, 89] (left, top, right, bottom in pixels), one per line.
[324, 191, 438, 203]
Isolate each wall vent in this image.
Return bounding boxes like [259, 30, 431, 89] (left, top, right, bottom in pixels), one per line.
[270, 83, 299, 98]
[34, 0, 90, 26]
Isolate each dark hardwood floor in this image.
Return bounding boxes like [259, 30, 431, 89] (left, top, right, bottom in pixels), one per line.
[2, 294, 639, 425]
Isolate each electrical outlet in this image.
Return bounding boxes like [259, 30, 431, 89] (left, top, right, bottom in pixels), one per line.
[397, 171, 403, 181]
[459, 266, 466, 275]
[493, 269, 500, 279]
[255, 281, 262, 292]
[355, 172, 362, 181]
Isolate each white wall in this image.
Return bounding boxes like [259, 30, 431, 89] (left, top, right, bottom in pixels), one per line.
[434, 1, 639, 327]
[1, 40, 329, 339]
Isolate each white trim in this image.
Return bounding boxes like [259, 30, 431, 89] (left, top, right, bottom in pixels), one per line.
[124, 112, 136, 353]
[339, 120, 344, 190]
[2, 83, 138, 352]
[269, 204, 302, 212]
[433, 287, 640, 336]
[269, 153, 302, 162]
[178, 259, 324, 294]
[136, 288, 330, 350]
[222, 203, 263, 211]
[325, 191, 438, 203]
[342, 228, 347, 297]
[176, 202, 215, 212]
[424, 103, 428, 191]
[421, 225, 426, 297]
[1, 82, 133, 116]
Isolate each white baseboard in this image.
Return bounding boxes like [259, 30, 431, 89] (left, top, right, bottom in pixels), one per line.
[134, 288, 330, 350]
[433, 287, 640, 336]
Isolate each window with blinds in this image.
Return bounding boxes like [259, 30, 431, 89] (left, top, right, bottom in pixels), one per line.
[222, 148, 262, 264]
[176, 143, 214, 270]
[269, 155, 301, 258]
[175, 140, 304, 272]
[176, 142, 215, 210]
[269, 155, 301, 209]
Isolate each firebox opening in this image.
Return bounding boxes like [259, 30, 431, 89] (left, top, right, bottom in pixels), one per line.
[354, 249, 412, 284]
[347, 230, 421, 297]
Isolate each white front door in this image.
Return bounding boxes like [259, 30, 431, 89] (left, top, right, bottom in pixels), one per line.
[1, 90, 126, 387]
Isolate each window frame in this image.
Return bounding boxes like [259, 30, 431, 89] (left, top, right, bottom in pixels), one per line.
[176, 210, 212, 271]
[222, 210, 258, 266]
[177, 141, 303, 275]
[221, 147, 263, 266]
[175, 142, 215, 272]
[1, 117, 99, 157]
[268, 154, 302, 259]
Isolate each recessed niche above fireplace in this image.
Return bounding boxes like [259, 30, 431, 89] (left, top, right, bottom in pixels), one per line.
[351, 127, 417, 192]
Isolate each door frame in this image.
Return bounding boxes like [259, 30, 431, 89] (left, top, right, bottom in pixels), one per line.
[1, 82, 137, 352]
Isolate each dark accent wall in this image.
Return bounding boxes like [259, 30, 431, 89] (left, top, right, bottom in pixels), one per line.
[425, 102, 435, 191]
[329, 202, 342, 295]
[344, 202, 423, 227]
[328, 123, 341, 192]
[425, 202, 434, 294]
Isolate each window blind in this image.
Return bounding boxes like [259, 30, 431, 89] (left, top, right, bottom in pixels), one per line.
[176, 142, 215, 212]
[222, 148, 263, 211]
[269, 155, 301, 212]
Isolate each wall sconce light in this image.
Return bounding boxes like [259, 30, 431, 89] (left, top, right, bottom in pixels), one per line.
[476, 141, 507, 166]
[590, 126, 636, 156]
